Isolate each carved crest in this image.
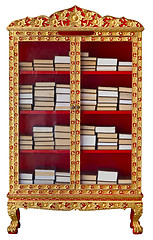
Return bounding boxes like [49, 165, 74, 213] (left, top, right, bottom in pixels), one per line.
[7, 5, 144, 31]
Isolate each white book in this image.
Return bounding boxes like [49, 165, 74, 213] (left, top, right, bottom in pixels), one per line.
[56, 88, 70, 94]
[119, 99, 132, 104]
[118, 61, 132, 66]
[119, 134, 132, 139]
[98, 91, 118, 97]
[54, 56, 70, 64]
[35, 169, 55, 174]
[97, 142, 118, 146]
[56, 176, 70, 182]
[19, 94, 33, 98]
[97, 58, 118, 66]
[35, 175, 55, 180]
[98, 170, 118, 182]
[33, 127, 53, 132]
[20, 180, 33, 184]
[95, 126, 116, 133]
[80, 135, 96, 146]
[81, 100, 97, 105]
[119, 145, 132, 150]
[19, 99, 33, 104]
[56, 172, 70, 177]
[34, 179, 54, 184]
[19, 173, 33, 180]
[56, 94, 70, 102]
[97, 66, 117, 71]
[56, 102, 70, 107]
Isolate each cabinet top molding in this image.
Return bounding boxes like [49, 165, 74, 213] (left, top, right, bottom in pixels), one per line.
[7, 5, 144, 32]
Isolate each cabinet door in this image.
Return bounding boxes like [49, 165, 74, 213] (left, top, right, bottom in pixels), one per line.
[75, 36, 137, 194]
[12, 36, 76, 194]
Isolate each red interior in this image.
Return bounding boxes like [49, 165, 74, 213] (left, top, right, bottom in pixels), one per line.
[19, 40, 132, 181]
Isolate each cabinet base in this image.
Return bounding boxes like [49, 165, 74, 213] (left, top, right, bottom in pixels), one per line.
[7, 197, 143, 234]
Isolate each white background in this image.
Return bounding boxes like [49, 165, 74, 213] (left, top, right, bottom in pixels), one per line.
[0, 0, 152, 239]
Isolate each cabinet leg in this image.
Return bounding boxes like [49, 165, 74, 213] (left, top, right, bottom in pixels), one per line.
[7, 203, 20, 234]
[130, 203, 143, 234]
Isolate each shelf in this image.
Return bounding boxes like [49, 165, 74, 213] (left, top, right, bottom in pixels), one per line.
[20, 71, 132, 75]
[20, 150, 131, 154]
[20, 110, 131, 115]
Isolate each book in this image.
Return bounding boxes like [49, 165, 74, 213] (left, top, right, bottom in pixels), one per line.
[98, 97, 118, 103]
[54, 125, 70, 132]
[54, 132, 70, 138]
[119, 87, 132, 93]
[19, 99, 33, 104]
[81, 100, 97, 105]
[34, 97, 54, 101]
[19, 62, 33, 67]
[97, 142, 118, 146]
[34, 142, 54, 146]
[97, 146, 118, 150]
[97, 170, 118, 182]
[19, 136, 32, 140]
[81, 65, 96, 69]
[34, 90, 54, 97]
[34, 67, 54, 71]
[34, 137, 54, 142]
[81, 52, 89, 57]
[81, 106, 96, 111]
[119, 134, 132, 139]
[33, 132, 53, 137]
[81, 61, 96, 66]
[33, 64, 54, 68]
[56, 94, 70, 102]
[98, 91, 118, 97]
[119, 100, 132, 104]
[55, 146, 70, 150]
[98, 138, 118, 143]
[97, 133, 118, 138]
[81, 89, 97, 94]
[56, 84, 70, 88]
[118, 66, 132, 71]
[19, 94, 33, 99]
[97, 103, 117, 107]
[55, 139, 70, 146]
[81, 93, 97, 100]
[81, 125, 95, 130]
[119, 105, 132, 110]
[95, 126, 116, 133]
[118, 61, 132, 66]
[33, 59, 54, 64]
[55, 63, 70, 68]
[19, 85, 33, 89]
[20, 180, 33, 184]
[34, 146, 54, 150]
[97, 58, 118, 66]
[81, 174, 97, 181]
[81, 146, 95, 150]
[56, 176, 70, 182]
[35, 169, 55, 178]
[56, 172, 70, 177]
[98, 86, 118, 91]
[80, 135, 96, 146]
[19, 89, 33, 93]
[81, 57, 97, 61]
[54, 56, 70, 63]
[20, 145, 33, 150]
[35, 102, 54, 107]
[19, 173, 33, 180]
[20, 106, 32, 111]
[33, 127, 53, 132]
[55, 106, 70, 110]
[119, 145, 132, 150]
[56, 88, 70, 94]
[119, 92, 132, 99]
[35, 82, 55, 87]
[34, 107, 54, 111]
[80, 130, 95, 135]
[118, 179, 132, 184]
[97, 107, 117, 111]
[55, 103, 70, 107]
[97, 66, 117, 71]
[97, 181, 117, 185]
[20, 67, 33, 71]
[119, 139, 132, 144]
[34, 179, 54, 184]
[20, 140, 33, 145]
[81, 180, 97, 185]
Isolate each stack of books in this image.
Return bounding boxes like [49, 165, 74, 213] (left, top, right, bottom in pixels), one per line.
[33, 127, 54, 150]
[19, 62, 33, 71]
[33, 59, 54, 71]
[97, 87, 118, 111]
[118, 61, 132, 71]
[97, 170, 118, 185]
[81, 88, 97, 111]
[55, 84, 70, 111]
[19, 173, 33, 184]
[54, 125, 70, 150]
[97, 58, 117, 71]
[34, 82, 55, 111]
[54, 56, 70, 71]
[96, 126, 118, 150]
[118, 178, 132, 185]
[81, 173, 97, 185]
[119, 87, 132, 110]
[19, 85, 33, 111]
[34, 169, 55, 184]
[55, 171, 70, 184]
[119, 133, 132, 150]
[80, 125, 96, 150]
[81, 52, 97, 71]
[19, 136, 33, 150]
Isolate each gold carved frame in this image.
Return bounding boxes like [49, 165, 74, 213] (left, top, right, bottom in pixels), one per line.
[7, 5, 143, 234]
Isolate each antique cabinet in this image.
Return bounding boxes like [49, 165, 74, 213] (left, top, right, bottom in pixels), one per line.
[7, 5, 144, 234]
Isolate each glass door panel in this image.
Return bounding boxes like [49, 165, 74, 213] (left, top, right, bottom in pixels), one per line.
[79, 38, 132, 187]
[18, 38, 75, 189]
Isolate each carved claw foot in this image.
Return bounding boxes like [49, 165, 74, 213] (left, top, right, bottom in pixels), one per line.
[7, 203, 20, 234]
[130, 203, 143, 234]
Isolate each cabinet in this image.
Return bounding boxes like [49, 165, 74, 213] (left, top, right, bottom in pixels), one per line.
[7, 5, 144, 234]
